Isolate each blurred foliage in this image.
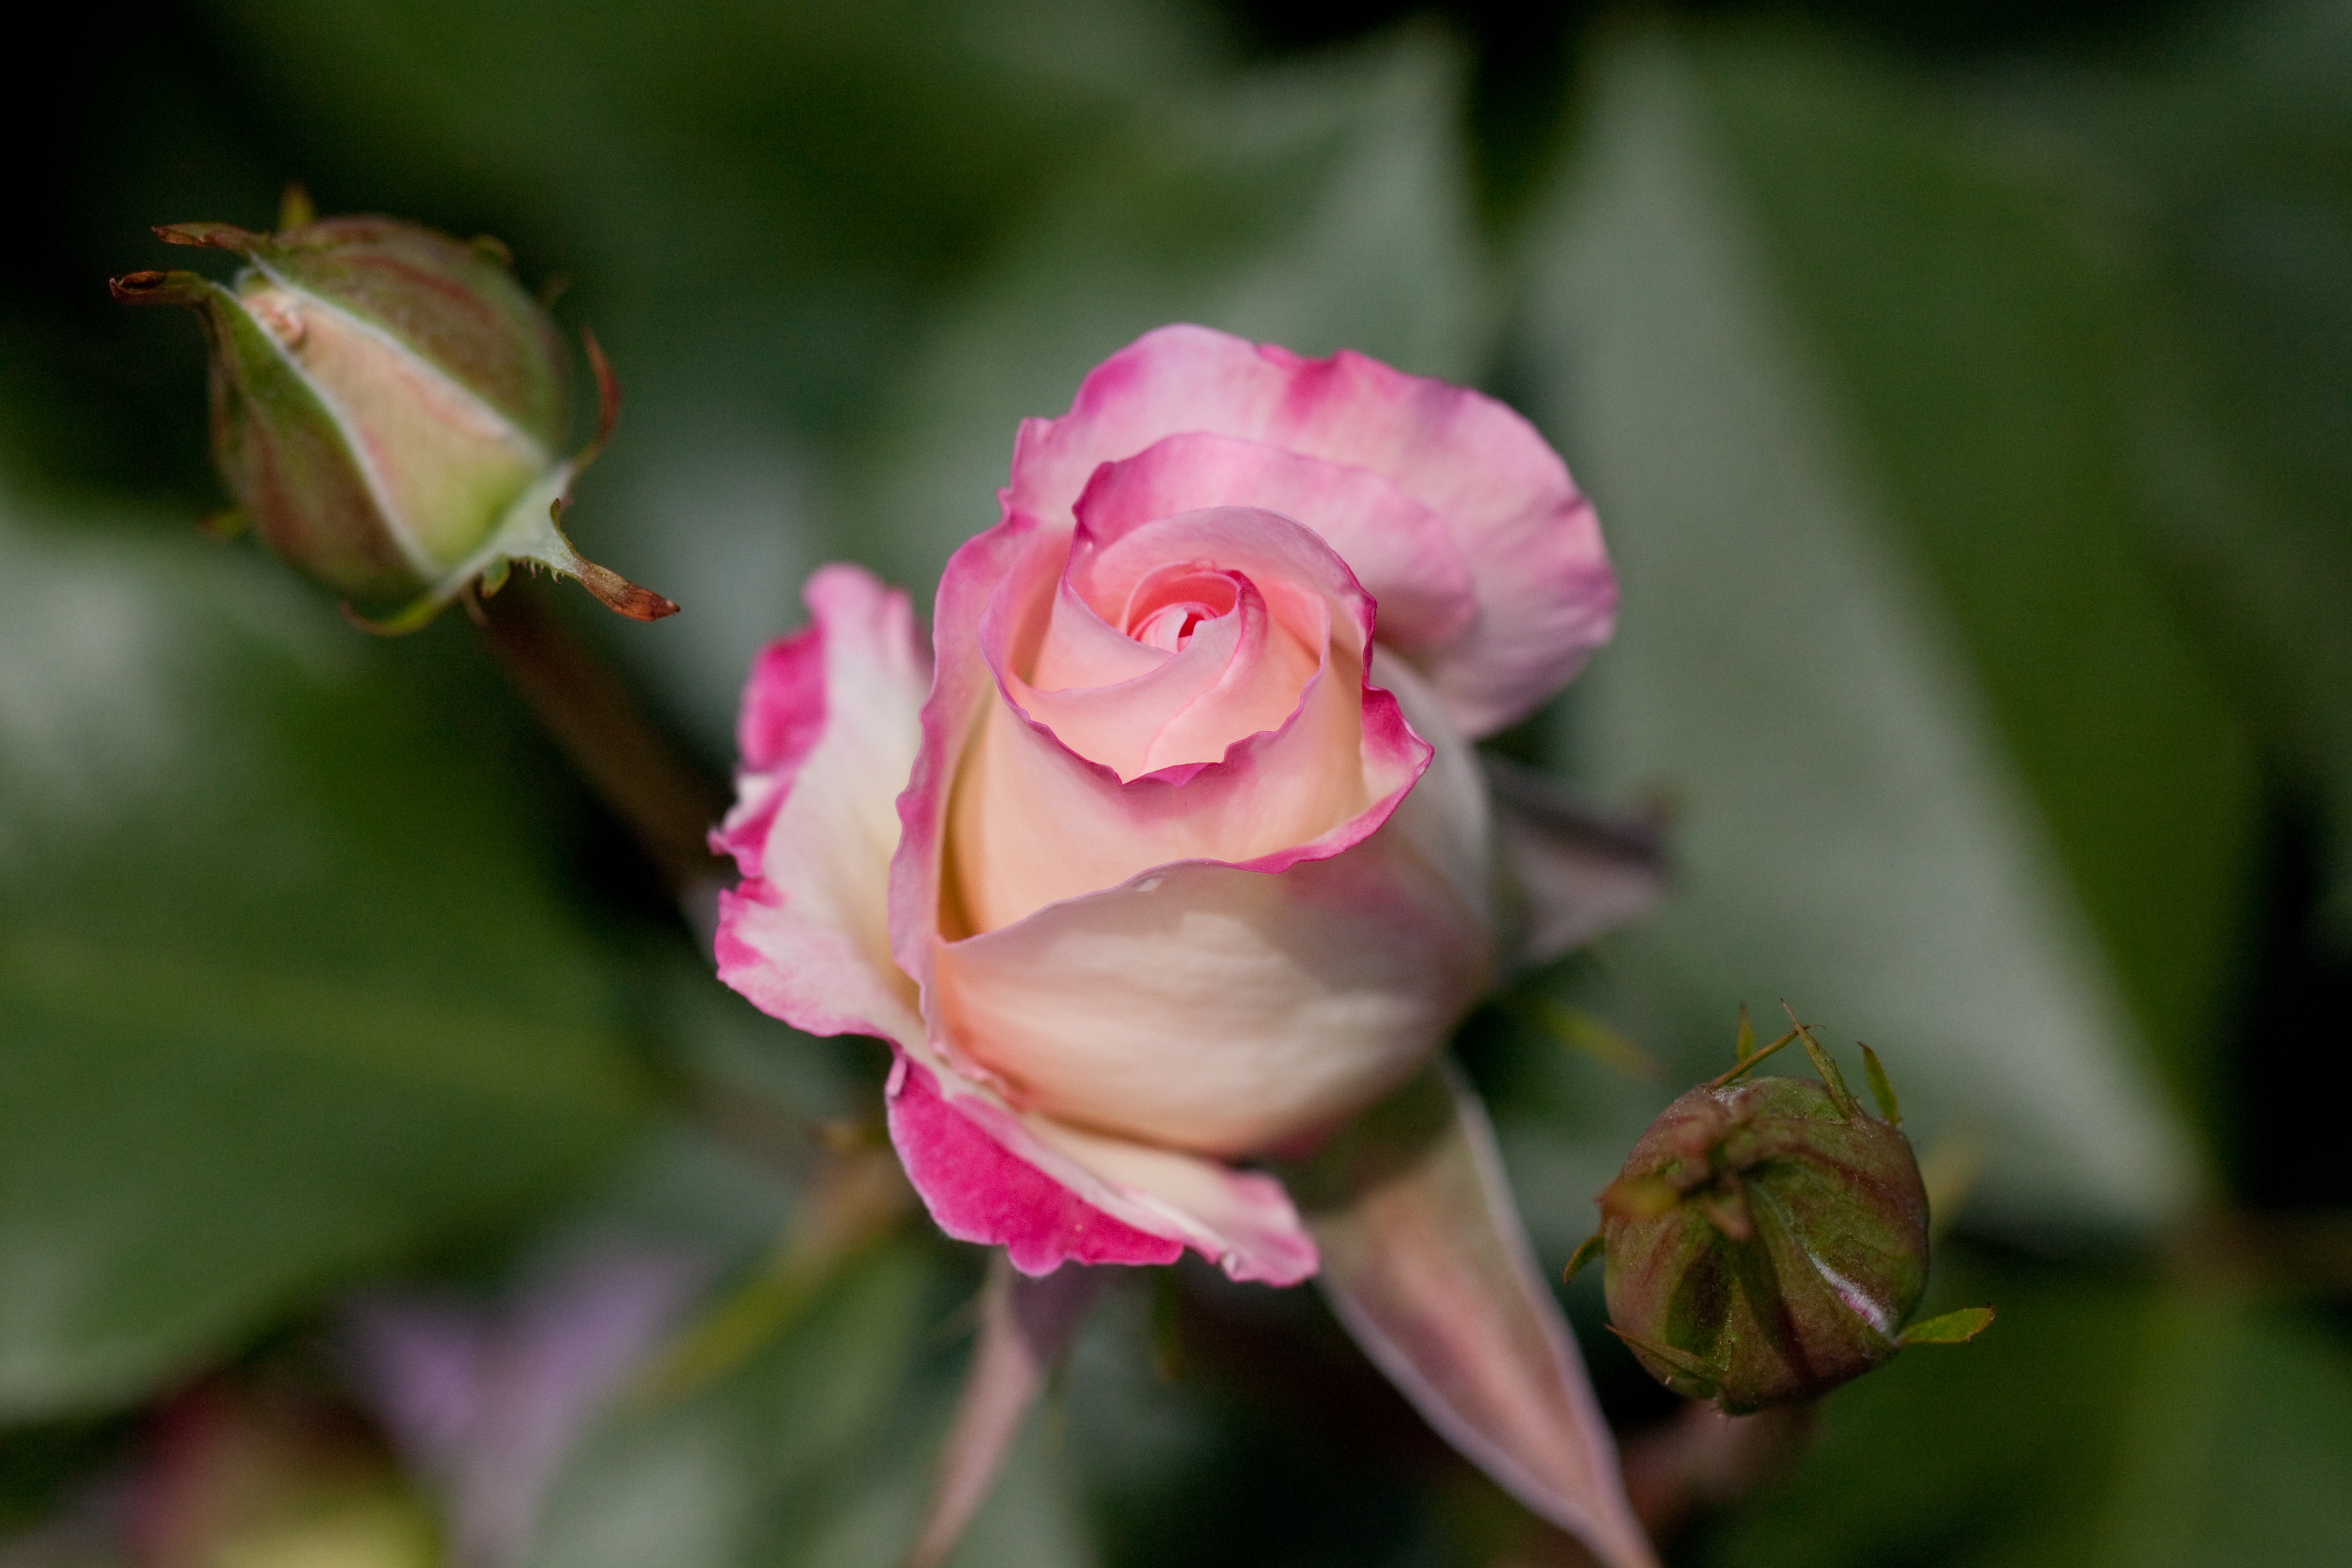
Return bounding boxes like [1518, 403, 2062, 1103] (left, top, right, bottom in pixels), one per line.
[3, 1, 2349, 1565]
[0, 504, 650, 1421]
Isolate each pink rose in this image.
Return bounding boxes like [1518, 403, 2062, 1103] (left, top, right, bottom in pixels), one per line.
[713, 325, 1614, 1285]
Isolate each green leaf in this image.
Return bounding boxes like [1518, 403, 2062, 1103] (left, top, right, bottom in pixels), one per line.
[1521, 32, 2206, 1230]
[2087, 1292, 2352, 1568]
[2067, 0, 2352, 935]
[1896, 1305, 1993, 1347]
[0, 498, 646, 1418]
[1686, 27, 2264, 1136]
[1563, 1231, 1605, 1282]
[1692, 1255, 2352, 1568]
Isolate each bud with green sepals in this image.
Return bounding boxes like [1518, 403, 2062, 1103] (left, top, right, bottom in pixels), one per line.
[1565, 1005, 1993, 1413]
[111, 188, 673, 632]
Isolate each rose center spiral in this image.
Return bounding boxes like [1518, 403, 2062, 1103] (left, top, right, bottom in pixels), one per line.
[1122, 561, 1239, 652]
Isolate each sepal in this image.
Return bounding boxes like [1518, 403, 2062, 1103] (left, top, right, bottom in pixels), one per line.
[1898, 1305, 1996, 1347]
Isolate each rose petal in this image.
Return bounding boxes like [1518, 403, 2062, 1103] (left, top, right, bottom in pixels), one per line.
[1024, 1120, 1319, 1283]
[886, 1056, 1180, 1273]
[712, 563, 928, 1044]
[953, 507, 1414, 934]
[1006, 558, 1285, 782]
[887, 1051, 1319, 1284]
[930, 798, 1491, 1158]
[1005, 324, 1614, 737]
[1073, 432, 1476, 656]
[929, 653, 1489, 1160]
[1367, 648, 1494, 931]
[892, 516, 1038, 994]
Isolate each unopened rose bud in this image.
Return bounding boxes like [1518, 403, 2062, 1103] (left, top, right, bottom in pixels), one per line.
[1566, 1008, 1992, 1413]
[112, 193, 674, 632]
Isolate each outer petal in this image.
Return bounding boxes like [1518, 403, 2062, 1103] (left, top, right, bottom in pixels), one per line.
[886, 1052, 1319, 1284]
[712, 564, 928, 1043]
[931, 831, 1491, 1158]
[931, 654, 1494, 1159]
[1004, 324, 1616, 737]
[892, 517, 1037, 997]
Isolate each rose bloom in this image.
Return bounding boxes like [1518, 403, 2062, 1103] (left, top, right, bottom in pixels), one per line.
[714, 325, 1613, 1284]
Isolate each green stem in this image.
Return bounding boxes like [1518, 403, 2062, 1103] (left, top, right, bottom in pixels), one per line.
[470, 577, 729, 900]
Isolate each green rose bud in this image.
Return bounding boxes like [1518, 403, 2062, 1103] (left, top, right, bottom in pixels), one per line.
[111, 191, 674, 632]
[1566, 1009, 1992, 1413]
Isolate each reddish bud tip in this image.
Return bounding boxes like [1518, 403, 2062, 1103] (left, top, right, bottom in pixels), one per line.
[574, 560, 679, 621]
[109, 269, 203, 305]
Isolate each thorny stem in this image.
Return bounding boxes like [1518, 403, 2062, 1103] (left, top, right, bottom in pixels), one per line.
[468, 575, 729, 904]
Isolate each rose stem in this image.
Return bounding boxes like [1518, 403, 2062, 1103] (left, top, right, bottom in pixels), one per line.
[467, 575, 730, 908]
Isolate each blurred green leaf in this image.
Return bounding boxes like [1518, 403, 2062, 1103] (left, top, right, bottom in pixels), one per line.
[1520, 33, 2206, 1230]
[1694, 1252, 2352, 1567]
[0, 497, 647, 1419]
[2087, 1290, 2352, 1567]
[1689, 31, 2262, 1125]
[527, 1235, 1094, 1568]
[2080, 0, 2352, 940]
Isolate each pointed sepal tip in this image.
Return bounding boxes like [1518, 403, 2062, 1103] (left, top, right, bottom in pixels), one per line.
[1897, 1305, 1995, 1347]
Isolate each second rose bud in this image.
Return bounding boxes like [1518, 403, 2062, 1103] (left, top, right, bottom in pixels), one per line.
[112, 194, 672, 632]
[1569, 1010, 1994, 1413]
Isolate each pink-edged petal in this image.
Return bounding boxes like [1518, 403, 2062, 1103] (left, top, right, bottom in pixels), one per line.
[723, 557, 1331, 1292]
[892, 516, 1042, 992]
[927, 646, 1492, 1165]
[1483, 755, 1669, 970]
[1064, 504, 1355, 643]
[1299, 1062, 1660, 1568]
[1074, 432, 1476, 655]
[887, 1056, 1180, 1273]
[929, 799, 1491, 1159]
[1367, 648, 1493, 929]
[712, 564, 927, 1044]
[1030, 575, 1170, 691]
[1005, 324, 1615, 737]
[1003, 503, 1351, 782]
[1023, 1120, 1320, 1284]
[886, 1049, 1319, 1284]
